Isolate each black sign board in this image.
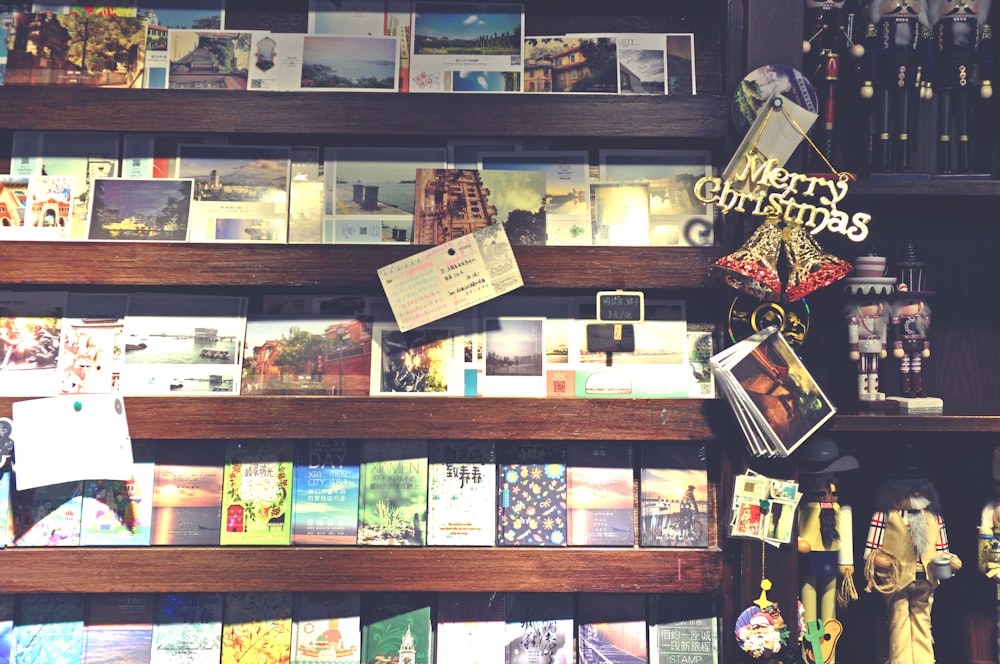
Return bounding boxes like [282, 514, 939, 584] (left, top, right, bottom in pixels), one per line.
[596, 290, 644, 322]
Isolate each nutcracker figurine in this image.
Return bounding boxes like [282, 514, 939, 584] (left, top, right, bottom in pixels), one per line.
[797, 436, 858, 664]
[860, 0, 935, 172]
[891, 243, 933, 399]
[927, 0, 993, 174]
[846, 298, 891, 400]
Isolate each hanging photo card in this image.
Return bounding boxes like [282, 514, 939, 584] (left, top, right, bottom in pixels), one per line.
[377, 223, 523, 332]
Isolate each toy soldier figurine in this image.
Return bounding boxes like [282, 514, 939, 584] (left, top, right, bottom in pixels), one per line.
[864, 456, 961, 664]
[927, 0, 994, 173]
[860, 0, 935, 172]
[846, 298, 891, 400]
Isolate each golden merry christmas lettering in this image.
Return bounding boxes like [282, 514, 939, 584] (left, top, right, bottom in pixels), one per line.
[693, 152, 871, 242]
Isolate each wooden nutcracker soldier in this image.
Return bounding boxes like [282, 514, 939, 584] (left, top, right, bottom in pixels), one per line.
[927, 0, 993, 173]
[860, 0, 935, 172]
[891, 243, 935, 402]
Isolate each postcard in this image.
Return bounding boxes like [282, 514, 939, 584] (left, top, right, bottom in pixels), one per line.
[30, 4, 136, 14]
[0, 290, 66, 397]
[667, 33, 696, 95]
[480, 316, 545, 397]
[166, 29, 250, 90]
[87, 178, 193, 241]
[523, 36, 618, 94]
[0, 177, 29, 231]
[288, 146, 324, 244]
[408, 1, 523, 93]
[176, 143, 291, 243]
[377, 223, 523, 332]
[569, 32, 664, 95]
[242, 315, 373, 396]
[322, 146, 446, 244]
[308, 0, 411, 91]
[447, 138, 524, 169]
[247, 33, 399, 92]
[20, 175, 73, 240]
[121, 134, 228, 179]
[137, 0, 223, 87]
[479, 150, 591, 245]
[590, 181, 650, 246]
[599, 149, 715, 246]
[412, 168, 546, 246]
[370, 321, 464, 396]
[10, 131, 118, 239]
[57, 292, 129, 394]
[118, 293, 247, 396]
[5, 13, 147, 88]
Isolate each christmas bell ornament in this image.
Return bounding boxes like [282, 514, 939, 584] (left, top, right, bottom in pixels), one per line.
[781, 220, 853, 303]
[712, 216, 783, 301]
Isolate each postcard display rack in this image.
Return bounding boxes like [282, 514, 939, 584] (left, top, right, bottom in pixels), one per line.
[3, 2, 999, 663]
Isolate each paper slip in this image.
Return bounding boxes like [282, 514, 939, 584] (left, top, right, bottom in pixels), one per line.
[11, 394, 133, 490]
[378, 223, 523, 332]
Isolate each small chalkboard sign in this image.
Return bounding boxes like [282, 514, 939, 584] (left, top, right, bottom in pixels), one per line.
[596, 290, 644, 323]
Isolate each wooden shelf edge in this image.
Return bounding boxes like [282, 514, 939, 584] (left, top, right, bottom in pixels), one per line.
[0, 546, 724, 594]
[0, 243, 721, 289]
[0, 87, 729, 138]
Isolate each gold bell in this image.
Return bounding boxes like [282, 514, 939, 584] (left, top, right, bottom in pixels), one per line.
[782, 220, 852, 302]
[712, 216, 783, 301]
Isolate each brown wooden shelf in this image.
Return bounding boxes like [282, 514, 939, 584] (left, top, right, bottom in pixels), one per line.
[830, 404, 1000, 433]
[0, 397, 725, 441]
[0, 243, 721, 290]
[0, 546, 724, 594]
[0, 87, 729, 139]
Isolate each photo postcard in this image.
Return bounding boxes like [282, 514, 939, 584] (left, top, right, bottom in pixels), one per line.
[288, 145, 324, 244]
[21, 175, 73, 240]
[408, 1, 523, 93]
[568, 32, 665, 95]
[166, 29, 250, 89]
[87, 177, 193, 241]
[666, 32, 696, 95]
[480, 316, 546, 397]
[599, 148, 715, 246]
[4, 13, 147, 88]
[176, 143, 291, 243]
[247, 32, 399, 93]
[323, 146, 446, 244]
[370, 321, 463, 396]
[412, 168, 545, 246]
[56, 292, 129, 394]
[590, 181, 650, 246]
[0, 176, 30, 232]
[479, 150, 591, 245]
[119, 292, 247, 396]
[242, 315, 373, 397]
[0, 290, 66, 396]
[523, 36, 618, 94]
[137, 0, 224, 88]
[308, 0, 411, 91]
[10, 130, 119, 240]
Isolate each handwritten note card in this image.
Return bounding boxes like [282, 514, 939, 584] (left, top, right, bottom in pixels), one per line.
[12, 394, 134, 490]
[378, 223, 523, 332]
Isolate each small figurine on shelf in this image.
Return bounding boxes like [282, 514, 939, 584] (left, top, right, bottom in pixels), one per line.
[844, 253, 895, 403]
[797, 436, 858, 664]
[890, 243, 938, 406]
[860, 0, 935, 172]
[927, 0, 993, 174]
[863, 451, 961, 664]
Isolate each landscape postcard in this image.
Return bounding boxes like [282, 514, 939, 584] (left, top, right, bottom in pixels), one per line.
[167, 29, 250, 90]
[87, 178, 193, 241]
[302, 34, 399, 91]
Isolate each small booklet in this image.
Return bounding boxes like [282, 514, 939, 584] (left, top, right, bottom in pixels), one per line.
[710, 326, 835, 458]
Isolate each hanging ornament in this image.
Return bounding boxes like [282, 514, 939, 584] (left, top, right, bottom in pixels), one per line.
[735, 548, 790, 660]
[782, 219, 853, 302]
[712, 216, 784, 301]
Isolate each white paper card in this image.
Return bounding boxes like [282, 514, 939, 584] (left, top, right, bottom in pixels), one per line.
[12, 394, 133, 490]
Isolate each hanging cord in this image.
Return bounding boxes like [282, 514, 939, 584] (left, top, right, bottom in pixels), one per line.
[837, 569, 859, 608]
[864, 549, 903, 594]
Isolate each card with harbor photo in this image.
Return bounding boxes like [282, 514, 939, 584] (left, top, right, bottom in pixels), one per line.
[176, 143, 291, 243]
[408, 1, 523, 93]
[322, 146, 447, 243]
[166, 29, 250, 90]
[87, 178, 193, 241]
[481, 316, 545, 397]
[119, 293, 247, 396]
[247, 33, 399, 92]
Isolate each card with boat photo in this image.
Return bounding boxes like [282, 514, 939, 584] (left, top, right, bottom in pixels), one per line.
[323, 146, 447, 243]
[408, 1, 524, 93]
[119, 293, 247, 396]
[598, 148, 714, 246]
[176, 143, 291, 243]
[87, 178, 193, 241]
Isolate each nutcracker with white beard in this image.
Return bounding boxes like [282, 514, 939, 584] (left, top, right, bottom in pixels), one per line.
[863, 460, 961, 664]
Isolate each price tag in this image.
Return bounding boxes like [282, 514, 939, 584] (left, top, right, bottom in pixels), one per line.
[596, 290, 644, 322]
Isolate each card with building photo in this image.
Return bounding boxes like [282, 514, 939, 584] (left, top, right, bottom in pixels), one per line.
[479, 150, 591, 245]
[370, 320, 464, 396]
[599, 148, 714, 246]
[666, 32, 696, 95]
[87, 178, 193, 241]
[408, 1, 523, 93]
[248, 32, 399, 92]
[10, 130, 118, 239]
[119, 293, 246, 396]
[412, 168, 545, 246]
[22, 175, 73, 240]
[0, 176, 29, 233]
[137, 0, 224, 88]
[166, 29, 250, 89]
[568, 32, 665, 95]
[523, 36, 618, 94]
[176, 143, 291, 243]
[323, 146, 447, 244]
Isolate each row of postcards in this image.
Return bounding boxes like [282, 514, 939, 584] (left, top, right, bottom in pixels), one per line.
[2, 131, 716, 247]
[2, 2, 698, 95]
[0, 290, 715, 399]
[0, 591, 719, 664]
